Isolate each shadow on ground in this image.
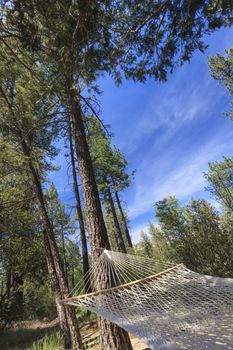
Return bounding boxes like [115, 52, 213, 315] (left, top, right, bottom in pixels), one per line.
[0, 320, 59, 350]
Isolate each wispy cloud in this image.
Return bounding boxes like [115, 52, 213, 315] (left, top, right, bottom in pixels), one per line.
[119, 63, 225, 156]
[119, 41, 233, 222]
[130, 222, 149, 243]
[128, 131, 232, 220]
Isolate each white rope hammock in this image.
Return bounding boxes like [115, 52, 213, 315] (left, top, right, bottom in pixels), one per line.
[63, 250, 233, 350]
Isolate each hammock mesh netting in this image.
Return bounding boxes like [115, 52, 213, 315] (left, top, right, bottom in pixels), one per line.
[63, 250, 233, 350]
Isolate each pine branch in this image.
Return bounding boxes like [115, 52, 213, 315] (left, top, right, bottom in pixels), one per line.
[127, 0, 170, 36]
[0, 86, 15, 116]
[0, 196, 36, 209]
[0, 37, 35, 74]
[80, 94, 110, 137]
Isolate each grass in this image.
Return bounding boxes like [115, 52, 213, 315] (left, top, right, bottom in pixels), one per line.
[26, 330, 99, 350]
[29, 331, 63, 350]
[0, 324, 59, 350]
[0, 311, 98, 350]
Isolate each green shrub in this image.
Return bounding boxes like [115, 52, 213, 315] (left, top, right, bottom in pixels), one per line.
[29, 331, 63, 350]
[23, 281, 57, 320]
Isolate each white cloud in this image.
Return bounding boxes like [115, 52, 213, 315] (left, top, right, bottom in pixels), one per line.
[121, 68, 224, 158]
[130, 223, 149, 244]
[208, 198, 222, 211]
[128, 134, 232, 220]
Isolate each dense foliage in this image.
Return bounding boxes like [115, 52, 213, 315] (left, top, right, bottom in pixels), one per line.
[138, 155, 233, 278]
[209, 47, 233, 121]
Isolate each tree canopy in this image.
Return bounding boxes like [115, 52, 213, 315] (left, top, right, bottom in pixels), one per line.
[209, 47, 233, 120]
[2, 0, 233, 85]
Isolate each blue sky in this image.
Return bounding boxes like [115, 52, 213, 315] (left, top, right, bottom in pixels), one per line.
[50, 27, 233, 244]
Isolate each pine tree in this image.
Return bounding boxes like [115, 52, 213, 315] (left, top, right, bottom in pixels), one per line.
[0, 40, 83, 349]
[88, 119, 134, 252]
[155, 196, 233, 276]
[0, 145, 47, 323]
[67, 119, 91, 292]
[205, 157, 233, 211]
[209, 47, 233, 121]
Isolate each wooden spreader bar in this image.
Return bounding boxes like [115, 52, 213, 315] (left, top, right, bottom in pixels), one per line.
[62, 263, 184, 304]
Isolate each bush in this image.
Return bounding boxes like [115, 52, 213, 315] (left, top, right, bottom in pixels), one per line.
[23, 282, 57, 320]
[29, 331, 63, 350]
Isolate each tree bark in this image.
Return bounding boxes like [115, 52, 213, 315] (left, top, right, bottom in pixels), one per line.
[71, 263, 75, 290]
[107, 188, 127, 253]
[21, 140, 83, 350]
[0, 280, 3, 300]
[98, 316, 134, 350]
[6, 260, 12, 300]
[68, 94, 109, 254]
[114, 191, 133, 248]
[68, 118, 91, 293]
[67, 85, 133, 350]
[12, 274, 24, 319]
[60, 227, 69, 289]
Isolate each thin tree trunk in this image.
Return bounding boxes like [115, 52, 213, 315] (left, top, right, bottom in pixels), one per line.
[71, 263, 75, 290]
[21, 140, 83, 350]
[68, 118, 91, 293]
[107, 187, 127, 253]
[0, 280, 3, 300]
[67, 85, 133, 350]
[12, 274, 24, 318]
[114, 191, 133, 248]
[60, 227, 69, 289]
[6, 260, 12, 300]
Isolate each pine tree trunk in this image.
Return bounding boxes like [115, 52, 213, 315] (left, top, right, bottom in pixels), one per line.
[6, 261, 12, 300]
[68, 118, 91, 293]
[71, 263, 75, 290]
[107, 188, 127, 253]
[68, 95, 109, 254]
[0, 280, 3, 300]
[60, 228, 69, 288]
[114, 191, 133, 248]
[98, 318, 134, 350]
[21, 140, 83, 350]
[67, 86, 133, 350]
[12, 274, 24, 319]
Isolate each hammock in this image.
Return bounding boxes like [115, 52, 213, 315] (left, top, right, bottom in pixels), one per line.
[63, 249, 233, 350]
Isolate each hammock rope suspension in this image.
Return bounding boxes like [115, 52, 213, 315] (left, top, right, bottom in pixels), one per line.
[63, 250, 233, 350]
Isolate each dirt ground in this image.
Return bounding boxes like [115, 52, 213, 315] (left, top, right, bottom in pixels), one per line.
[11, 318, 59, 331]
[9, 319, 150, 350]
[80, 321, 150, 350]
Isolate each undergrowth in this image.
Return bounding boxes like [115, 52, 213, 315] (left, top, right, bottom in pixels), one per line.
[29, 331, 63, 350]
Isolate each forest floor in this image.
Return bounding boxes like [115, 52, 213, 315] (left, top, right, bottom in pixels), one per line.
[0, 319, 150, 350]
[81, 321, 150, 350]
[0, 319, 59, 349]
